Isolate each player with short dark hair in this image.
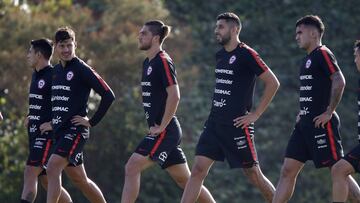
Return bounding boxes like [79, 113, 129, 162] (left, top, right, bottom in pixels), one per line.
[45, 27, 115, 203]
[272, 15, 360, 203]
[331, 40, 360, 203]
[121, 20, 215, 203]
[21, 38, 72, 203]
[181, 12, 279, 203]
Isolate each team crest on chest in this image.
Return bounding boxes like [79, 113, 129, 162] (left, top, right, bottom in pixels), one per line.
[229, 55, 236, 64]
[66, 71, 74, 81]
[305, 59, 312, 69]
[147, 66, 152, 75]
[38, 79, 45, 89]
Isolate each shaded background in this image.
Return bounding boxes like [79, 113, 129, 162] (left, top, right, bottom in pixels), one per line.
[1, 0, 360, 202]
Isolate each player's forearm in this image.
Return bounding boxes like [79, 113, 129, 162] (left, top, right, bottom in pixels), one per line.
[159, 91, 180, 131]
[254, 76, 279, 117]
[328, 71, 345, 113]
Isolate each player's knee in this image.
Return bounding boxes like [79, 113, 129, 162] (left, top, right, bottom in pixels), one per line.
[243, 167, 260, 181]
[124, 160, 141, 177]
[191, 163, 209, 179]
[23, 168, 38, 183]
[46, 164, 61, 179]
[279, 165, 297, 179]
[23, 191, 36, 202]
[173, 176, 188, 189]
[71, 176, 90, 188]
[331, 162, 347, 179]
[39, 176, 48, 189]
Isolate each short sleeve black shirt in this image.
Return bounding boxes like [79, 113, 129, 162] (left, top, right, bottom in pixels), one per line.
[209, 43, 269, 124]
[298, 45, 340, 122]
[141, 51, 177, 127]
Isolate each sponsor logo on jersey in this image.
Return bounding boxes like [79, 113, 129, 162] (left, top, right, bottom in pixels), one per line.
[299, 107, 309, 116]
[51, 95, 70, 101]
[29, 94, 43, 100]
[30, 124, 37, 133]
[216, 78, 233, 85]
[52, 85, 71, 91]
[52, 116, 62, 125]
[305, 59, 311, 69]
[142, 92, 151, 97]
[29, 115, 40, 120]
[147, 66, 152, 75]
[300, 85, 312, 91]
[38, 79, 45, 89]
[229, 55, 236, 64]
[29, 104, 42, 110]
[299, 97, 312, 102]
[215, 69, 234, 75]
[52, 106, 69, 112]
[300, 75, 313, 80]
[66, 71, 74, 81]
[213, 99, 226, 107]
[141, 82, 151, 86]
[214, 88, 231, 95]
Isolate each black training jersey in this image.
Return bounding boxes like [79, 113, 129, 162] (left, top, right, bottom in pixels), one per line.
[141, 51, 177, 127]
[208, 43, 269, 124]
[51, 57, 115, 133]
[298, 45, 340, 122]
[28, 65, 53, 137]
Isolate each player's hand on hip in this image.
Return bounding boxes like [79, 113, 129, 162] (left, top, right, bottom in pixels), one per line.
[233, 112, 259, 129]
[71, 115, 91, 127]
[39, 121, 52, 135]
[313, 111, 332, 128]
[149, 124, 162, 137]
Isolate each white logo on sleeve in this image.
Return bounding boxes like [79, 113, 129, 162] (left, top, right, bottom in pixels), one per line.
[229, 55, 236, 64]
[147, 66, 152, 75]
[305, 59, 311, 69]
[66, 71, 74, 81]
[38, 79, 45, 89]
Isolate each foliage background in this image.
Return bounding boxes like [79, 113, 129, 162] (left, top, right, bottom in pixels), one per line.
[1, 0, 360, 202]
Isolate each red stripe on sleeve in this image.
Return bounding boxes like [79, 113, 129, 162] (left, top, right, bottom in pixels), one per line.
[244, 45, 269, 71]
[320, 49, 336, 74]
[159, 53, 174, 86]
[90, 67, 110, 91]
